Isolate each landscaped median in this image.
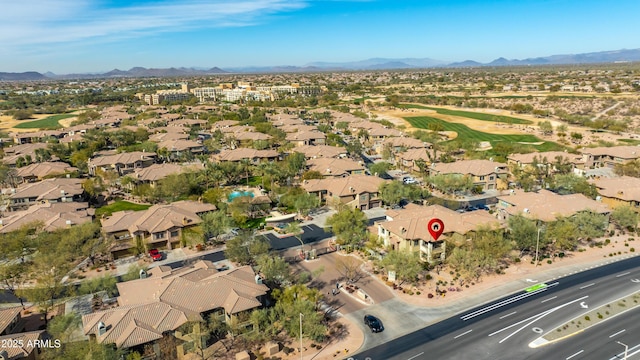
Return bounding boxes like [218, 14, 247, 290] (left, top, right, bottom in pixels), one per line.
[529, 290, 640, 348]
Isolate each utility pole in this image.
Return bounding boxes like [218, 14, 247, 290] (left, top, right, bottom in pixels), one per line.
[617, 341, 628, 360]
[535, 228, 542, 267]
[299, 313, 304, 360]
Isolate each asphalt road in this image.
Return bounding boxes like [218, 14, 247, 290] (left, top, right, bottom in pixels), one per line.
[353, 256, 640, 360]
[263, 224, 333, 250]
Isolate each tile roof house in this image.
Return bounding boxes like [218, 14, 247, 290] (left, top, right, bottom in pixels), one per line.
[8, 178, 84, 211]
[0, 202, 94, 233]
[580, 146, 640, 168]
[430, 160, 508, 190]
[0, 306, 23, 336]
[101, 200, 216, 259]
[2, 143, 53, 167]
[82, 261, 268, 354]
[148, 131, 189, 142]
[302, 174, 388, 210]
[396, 148, 432, 172]
[0, 330, 48, 360]
[496, 189, 610, 222]
[380, 137, 430, 154]
[213, 148, 279, 163]
[155, 139, 205, 159]
[88, 151, 157, 176]
[132, 163, 204, 186]
[590, 176, 640, 210]
[15, 161, 77, 183]
[507, 151, 584, 173]
[306, 158, 366, 178]
[377, 203, 501, 262]
[285, 130, 326, 147]
[294, 145, 347, 159]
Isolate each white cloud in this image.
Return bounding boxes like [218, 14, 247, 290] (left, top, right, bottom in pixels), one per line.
[0, 0, 307, 49]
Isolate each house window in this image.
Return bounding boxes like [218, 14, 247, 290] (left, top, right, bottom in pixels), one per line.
[170, 230, 179, 238]
[360, 194, 368, 202]
[153, 232, 165, 240]
[489, 176, 494, 180]
[479, 176, 485, 180]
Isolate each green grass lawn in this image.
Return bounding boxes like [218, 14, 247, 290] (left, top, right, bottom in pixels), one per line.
[400, 104, 533, 125]
[95, 200, 152, 217]
[618, 138, 640, 145]
[406, 116, 564, 152]
[13, 114, 76, 129]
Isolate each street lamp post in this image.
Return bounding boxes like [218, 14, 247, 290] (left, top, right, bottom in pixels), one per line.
[299, 313, 304, 360]
[617, 341, 628, 360]
[535, 228, 542, 267]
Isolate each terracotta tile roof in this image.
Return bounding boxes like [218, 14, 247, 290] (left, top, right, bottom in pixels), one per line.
[212, 120, 239, 128]
[590, 176, 640, 202]
[148, 132, 189, 142]
[431, 160, 508, 176]
[507, 151, 583, 165]
[286, 130, 326, 142]
[156, 139, 203, 152]
[133, 163, 203, 182]
[89, 152, 157, 167]
[2, 143, 52, 165]
[302, 174, 387, 197]
[382, 137, 429, 149]
[101, 201, 215, 235]
[580, 145, 640, 159]
[0, 331, 45, 358]
[83, 302, 188, 349]
[9, 177, 84, 201]
[497, 189, 610, 222]
[220, 125, 255, 134]
[398, 148, 431, 162]
[0, 306, 21, 334]
[214, 148, 279, 162]
[294, 145, 346, 159]
[234, 132, 272, 141]
[0, 202, 94, 233]
[307, 158, 365, 176]
[15, 161, 77, 180]
[280, 124, 317, 133]
[368, 127, 403, 137]
[381, 204, 501, 241]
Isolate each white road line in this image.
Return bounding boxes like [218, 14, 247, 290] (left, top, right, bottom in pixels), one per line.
[609, 344, 640, 360]
[406, 351, 424, 360]
[579, 283, 595, 289]
[566, 350, 583, 359]
[608, 329, 626, 338]
[454, 330, 472, 339]
[541, 296, 557, 303]
[461, 282, 558, 321]
[499, 311, 517, 319]
[616, 272, 631, 277]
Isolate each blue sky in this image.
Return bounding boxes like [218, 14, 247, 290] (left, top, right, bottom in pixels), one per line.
[1, 0, 638, 73]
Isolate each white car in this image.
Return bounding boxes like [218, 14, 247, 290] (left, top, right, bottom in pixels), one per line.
[403, 177, 417, 184]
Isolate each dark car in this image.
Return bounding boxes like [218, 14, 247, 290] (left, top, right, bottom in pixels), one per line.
[149, 249, 162, 261]
[364, 315, 384, 333]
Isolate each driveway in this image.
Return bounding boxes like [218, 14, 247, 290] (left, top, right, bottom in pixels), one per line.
[291, 252, 394, 315]
[263, 224, 332, 250]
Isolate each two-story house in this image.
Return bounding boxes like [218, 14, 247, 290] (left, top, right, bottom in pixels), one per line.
[377, 203, 501, 263]
[496, 189, 610, 222]
[88, 151, 157, 176]
[580, 146, 640, 169]
[82, 261, 268, 358]
[101, 200, 216, 259]
[301, 174, 388, 210]
[430, 159, 508, 191]
[8, 178, 84, 211]
[590, 176, 640, 211]
[306, 158, 366, 178]
[285, 130, 326, 147]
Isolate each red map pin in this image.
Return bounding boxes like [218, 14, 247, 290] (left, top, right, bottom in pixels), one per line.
[428, 218, 444, 241]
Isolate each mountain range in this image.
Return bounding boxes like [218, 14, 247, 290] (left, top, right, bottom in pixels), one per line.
[2, 48, 640, 80]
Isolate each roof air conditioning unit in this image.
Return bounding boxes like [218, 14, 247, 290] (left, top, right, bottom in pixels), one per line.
[139, 269, 147, 279]
[255, 274, 263, 284]
[523, 208, 530, 213]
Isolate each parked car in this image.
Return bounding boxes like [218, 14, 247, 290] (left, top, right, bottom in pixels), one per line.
[364, 315, 384, 333]
[149, 249, 163, 261]
[403, 177, 418, 184]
